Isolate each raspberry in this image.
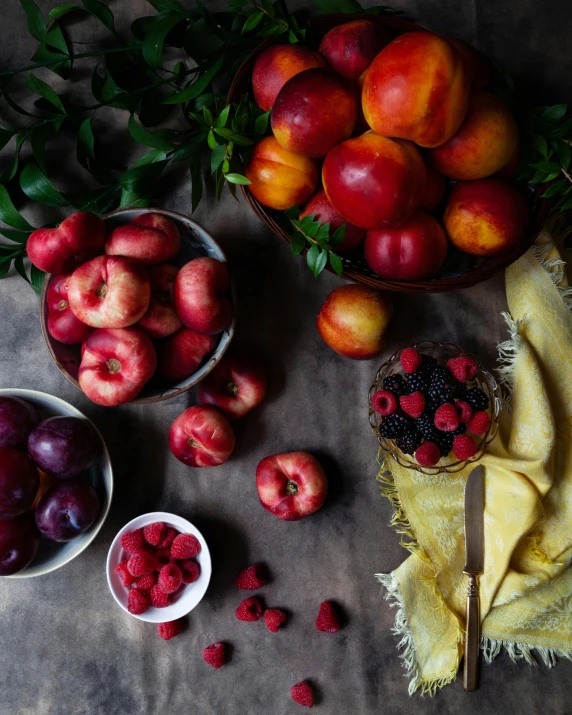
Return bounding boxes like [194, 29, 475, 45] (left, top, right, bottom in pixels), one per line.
[120, 528, 145, 555]
[434, 403, 459, 432]
[158, 563, 183, 594]
[468, 411, 491, 435]
[415, 441, 441, 467]
[236, 596, 263, 622]
[155, 549, 173, 567]
[371, 390, 397, 416]
[399, 391, 425, 419]
[291, 681, 314, 708]
[316, 601, 340, 633]
[203, 642, 226, 668]
[157, 619, 184, 641]
[127, 549, 158, 577]
[171, 534, 201, 560]
[135, 572, 157, 592]
[264, 608, 287, 632]
[149, 584, 170, 608]
[181, 559, 201, 584]
[128, 588, 150, 615]
[400, 347, 422, 374]
[453, 434, 476, 460]
[115, 561, 136, 587]
[447, 356, 478, 382]
[143, 521, 166, 547]
[455, 400, 473, 424]
[235, 564, 265, 590]
[158, 527, 178, 550]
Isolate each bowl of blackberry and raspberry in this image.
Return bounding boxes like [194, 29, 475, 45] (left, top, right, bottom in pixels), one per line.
[369, 343, 501, 473]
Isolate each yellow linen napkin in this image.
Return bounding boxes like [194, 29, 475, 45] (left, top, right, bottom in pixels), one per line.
[376, 221, 572, 695]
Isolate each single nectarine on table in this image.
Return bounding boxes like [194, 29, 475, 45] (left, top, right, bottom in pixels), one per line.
[362, 32, 470, 148]
[299, 190, 365, 253]
[169, 406, 235, 468]
[449, 38, 491, 90]
[418, 165, 448, 212]
[443, 178, 530, 256]
[246, 136, 318, 210]
[318, 19, 390, 81]
[138, 263, 182, 339]
[197, 355, 268, 420]
[316, 284, 392, 360]
[429, 91, 519, 180]
[105, 212, 180, 265]
[322, 132, 426, 230]
[271, 68, 358, 158]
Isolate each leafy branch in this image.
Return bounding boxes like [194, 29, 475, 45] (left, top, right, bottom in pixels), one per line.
[289, 212, 346, 277]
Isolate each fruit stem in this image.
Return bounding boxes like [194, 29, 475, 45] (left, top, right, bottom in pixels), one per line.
[107, 359, 121, 374]
[225, 381, 239, 397]
[58, 300, 69, 311]
[96, 283, 108, 299]
[286, 480, 298, 495]
[187, 438, 201, 449]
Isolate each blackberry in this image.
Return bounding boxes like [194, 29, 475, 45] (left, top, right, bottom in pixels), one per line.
[382, 374, 408, 397]
[415, 413, 439, 441]
[451, 423, 467, 436]
[428, 366, 458, 406]
[396, 426, 423, 455]
[406, 371, 429, 394]
[462, 387, 489, 411]
[417, 354, 438, 378]
[434, 432, 454, 457]
[379, 413, 410, 439]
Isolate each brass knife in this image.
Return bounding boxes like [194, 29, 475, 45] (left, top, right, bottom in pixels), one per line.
[463, 465, 484, 691]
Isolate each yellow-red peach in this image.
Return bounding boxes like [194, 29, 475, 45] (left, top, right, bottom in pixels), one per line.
[419, 165, 448, 212]
[362, 32, 470, 148]
[300, 190, 365, 253]
[318, 19, 390, 81]
[449, 38, 491, 90]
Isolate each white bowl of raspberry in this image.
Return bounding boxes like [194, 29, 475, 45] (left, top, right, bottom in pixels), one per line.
[106, 511, 212, 623]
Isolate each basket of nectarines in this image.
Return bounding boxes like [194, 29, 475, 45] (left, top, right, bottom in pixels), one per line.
[227, 13, 553, 292]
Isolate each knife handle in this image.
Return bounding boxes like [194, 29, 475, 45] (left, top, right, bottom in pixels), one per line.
[463, 574, 480, 691]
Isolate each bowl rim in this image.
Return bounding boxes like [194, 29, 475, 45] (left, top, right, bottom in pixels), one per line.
[39, 207, 237, 404]
[106, 511, 212, 622]
[0, 387, 114, 578]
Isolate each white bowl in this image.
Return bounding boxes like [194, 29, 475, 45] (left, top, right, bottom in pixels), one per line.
[106, 511, 212, 623]
[0, 388, 113, 578]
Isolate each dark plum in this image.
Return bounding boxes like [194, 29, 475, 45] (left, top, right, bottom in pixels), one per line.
[0, 447, 39, 519]
[35, 481, 100, 542]
[27, 416, 100, 479]
[0, 396, 39, 449]
[0, 514, 41, 575]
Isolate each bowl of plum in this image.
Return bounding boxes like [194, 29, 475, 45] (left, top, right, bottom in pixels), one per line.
[38, 208, 236, 407]
[0, 389, 113, 577]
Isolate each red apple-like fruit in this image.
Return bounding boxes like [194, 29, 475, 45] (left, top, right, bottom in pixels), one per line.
[299, 190, 365, 253]
[68, 255, 150, 329]
[364, 210, 448, 281]
[105, 212, 180, 265]
[78, 327, 157, 406]
[0, 514, 41, 575]
[27, 212, 106, 274]
[47, 274, 94, 344]
[256, 452, 328, 521]
[318, 19, 390, 80]
[138, 264, 182, 339]
[0, 396, 39, 449]
[174, 257, 232, 335]
[158, 328, 217, 382]
[0, 447, 39, 519]
[169, 406, 235, 468]
[197, 355, 268, 420]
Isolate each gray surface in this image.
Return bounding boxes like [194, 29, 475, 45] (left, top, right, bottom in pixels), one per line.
[1, 1, 572, 714]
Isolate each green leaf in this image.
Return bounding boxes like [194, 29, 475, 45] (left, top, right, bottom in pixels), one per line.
[330, 225, 347, 247]
[127, 115, 175, 151]
[242, 11, 264, 33]
[142, 12, 182, 70]
[25, 74, 66, 114]
[118, 159, 170, 192]
[207, 130, 217, 150]
[215, 105, 231, 129]
[537, 104, 568, 124]
[0, 259, 13, 278]
[290, 230, 305, 256]
[147, 0, 190, 15]
[559, 197, 572, 211]
[48, 4, 78, 21]
[312, 0, 362, 11]
[30, 264, 45, 294]
[306, 243, 319, 274]
[557, 141, 572, 172]
[541, 171, 561, 183]
[329, 251, 343, 276]
[225, 173, 251, 185]
[190, 161, 203, 213]
[284, 205, 300, 219]
[210, 142, 226, 174]
[82, 0, 115, 31]
[20, 0, 46, 42]
[541, 178, 568, 198]
[254, 110, 271, 135]
[30, 123, 53, 175]
[45, 23, 70, 55]
[0, 227, 31, 243]
[162, 55, 225, 104]
[78, 116, 95, 159]
[314, 248, 328, 276]
[1, 134, 27, 184]
[20, 163, 69, 207]
[0, 129, 15, 153]
[14, 254, 42, 296]
[529, 161, 561, 172]
[0, 185, 35, 230]
[532, 134, 548, 158]
[289, 30, 298, 43]
[203, 106, 214, 126]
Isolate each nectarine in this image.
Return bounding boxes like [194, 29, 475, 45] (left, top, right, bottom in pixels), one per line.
[318, 19, 389, 81]
[105, 212, 180, 265]
[300, 190, 365, 253]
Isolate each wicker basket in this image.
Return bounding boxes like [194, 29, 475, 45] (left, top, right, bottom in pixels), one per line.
[227, 13, 553, 293]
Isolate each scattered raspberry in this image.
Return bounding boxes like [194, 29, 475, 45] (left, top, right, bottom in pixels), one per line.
[236, 596, 264, 622]
[157, 619, 184, 641]
[235, 564, 265, 590]
[447, 356, 478, 382]
[127, 549, 158, 577]
[316, 601, 340, 633]
[371, 390, 397, 416]
[203, 642, 226, 669]
[155, 549, 173, 567]
[400, 347, 422, 374]
[415, 441, 441, 467]
[158, 527, 178, 550]
[149, 584, 170, 608]
[291, 681, 314, 708]
[399, 391, 425, 419]
[115, 561, 136, 587]
[453, 434, 476, 460]
[181, 559, 201, 584]
[135, 572, 157, 592]
[171, 533, 201, 560]
[128, 588, 150, 615]
[468, 410, 491, 435]
[264, 608, 287, 632]
[158, 563, 183, 594]
[434, 403, 459, 432]
[143, 521, 166, 547]
[455, 400, 473, 424]
[120, 528, 145, 554]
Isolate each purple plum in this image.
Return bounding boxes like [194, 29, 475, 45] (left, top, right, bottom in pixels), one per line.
[35, 481, 100, 542]
[27, 416, 100, 480]
[0, 514, 41, 575]
[0, 396, 39, 449]
[0, 446, 39, 519]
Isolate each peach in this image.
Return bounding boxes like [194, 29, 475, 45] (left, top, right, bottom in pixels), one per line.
[449, 38, 491, 90]
[169, 406, 235, 468]
[318, 19, 390, 81]
[322, 132, 426, 230]
[138, 263, 182, 339]
[364, 210, 448, 281]
[105, 212, 180, 265]
[197, 355, 268, 420]
[47, 274, 93, 344]
[246, 136, 318, 210]
[443, 178, 530, 256]
[271, 68, 358, 158]
[252, 44, 326, 113]
[68, 255, 150, 328]
[174, 257, 232, 335]
[27, 211, 106, 275]
[158, 328, 216, 382]
[419, 166, 448, 212]
[299, 190, 365, 253]
[362, 32, 470, 148]
[79, 327, 157, 406]
[316, 284, 392, 360]
[429, 91, 519, 180]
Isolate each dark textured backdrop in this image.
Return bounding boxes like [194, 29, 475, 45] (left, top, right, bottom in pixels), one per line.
[1, 2, 571, 714]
